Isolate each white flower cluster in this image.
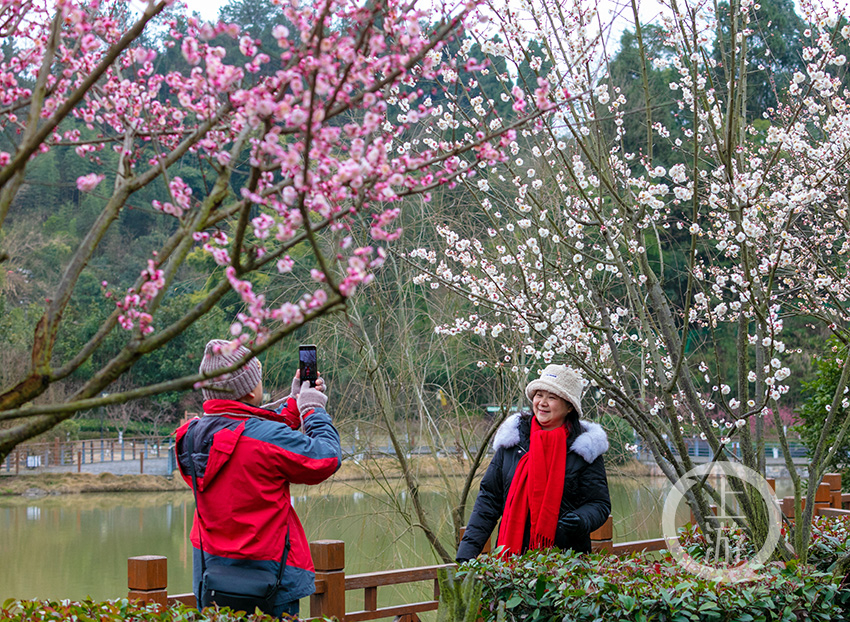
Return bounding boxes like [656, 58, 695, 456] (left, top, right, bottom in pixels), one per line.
[403, 0, 850, 463]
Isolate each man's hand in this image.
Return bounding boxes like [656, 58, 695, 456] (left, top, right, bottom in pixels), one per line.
[262, 370, 327, 427]
[297, 380, 328, 414]
[291, 369, 326, 397]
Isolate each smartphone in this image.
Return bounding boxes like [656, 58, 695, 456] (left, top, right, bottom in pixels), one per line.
[299, 344, 318, 384]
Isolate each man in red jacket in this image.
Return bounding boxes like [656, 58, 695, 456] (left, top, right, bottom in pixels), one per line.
[176, 339, 341, 618]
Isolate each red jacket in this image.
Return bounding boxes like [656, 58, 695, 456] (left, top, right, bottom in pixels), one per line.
[175, 398, 341, 603]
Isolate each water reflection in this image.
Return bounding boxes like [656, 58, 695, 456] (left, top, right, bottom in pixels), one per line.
[0, 475, 792, 604]
[0, 491, 194, 603]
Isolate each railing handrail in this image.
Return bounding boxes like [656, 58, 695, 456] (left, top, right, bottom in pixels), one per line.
[310, 564, 458, 594]
[345, 563, 454, 590]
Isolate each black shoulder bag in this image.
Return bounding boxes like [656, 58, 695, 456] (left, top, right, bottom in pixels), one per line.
[185, 421, 291, 615]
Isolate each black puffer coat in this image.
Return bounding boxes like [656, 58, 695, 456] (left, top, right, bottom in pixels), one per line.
[456, 412, 611, 561]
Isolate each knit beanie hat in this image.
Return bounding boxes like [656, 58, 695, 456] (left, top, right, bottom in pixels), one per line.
[199, 339, 262, 401]
[525, 364, 584, 418]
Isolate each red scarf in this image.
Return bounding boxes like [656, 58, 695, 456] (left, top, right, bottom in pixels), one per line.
[496, 418, 568, 556]
[203, 398, 301, 430]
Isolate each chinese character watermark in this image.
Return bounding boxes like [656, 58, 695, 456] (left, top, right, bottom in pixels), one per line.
[661, 461, 782, 583]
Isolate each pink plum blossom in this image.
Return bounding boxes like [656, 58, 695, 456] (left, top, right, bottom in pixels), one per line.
[76, 173, 105, 192]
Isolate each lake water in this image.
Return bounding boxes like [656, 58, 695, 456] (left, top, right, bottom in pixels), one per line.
[0, 475, 794, 607]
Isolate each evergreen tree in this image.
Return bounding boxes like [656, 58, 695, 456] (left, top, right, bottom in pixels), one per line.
[713, 0, 806, 120]
[603, 25, 684, 168]
[796, 341, 850, 491]
[515, 39, 553, 96]
[219, 0, 297, 67]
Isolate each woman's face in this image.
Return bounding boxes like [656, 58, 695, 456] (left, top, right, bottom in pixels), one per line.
[532, 390, 573, 430]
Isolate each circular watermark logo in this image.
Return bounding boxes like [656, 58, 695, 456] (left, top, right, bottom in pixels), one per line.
[661, 461, 782, 583]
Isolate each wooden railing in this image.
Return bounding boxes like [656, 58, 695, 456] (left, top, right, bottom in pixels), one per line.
[779, 473, 850, 516]
[127, 473, 850, 621]
[588, 474, 850, 556]
[309, 540, 452, 622]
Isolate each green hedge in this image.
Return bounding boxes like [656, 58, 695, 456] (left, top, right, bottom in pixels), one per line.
[677, 516, 850, 575]
[6, 521, 850, 622]
[0, 599, 290, 621]
[460, 521, 850, 622]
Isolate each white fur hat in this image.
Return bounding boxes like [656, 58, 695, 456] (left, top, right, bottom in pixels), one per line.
[525, 364, 584, 418]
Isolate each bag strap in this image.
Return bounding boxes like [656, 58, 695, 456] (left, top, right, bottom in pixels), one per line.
[185, 419, 291, 584]
[184, 420, 208, 577]
[277, 527, 291, 584]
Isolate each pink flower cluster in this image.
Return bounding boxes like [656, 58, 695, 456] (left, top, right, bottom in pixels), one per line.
[151, 177, 193, 218]
[0, 0, 558, 353]
[340, 247, 386, 297]
[76, 173, 104, 192]
[116, 259, 165, 335]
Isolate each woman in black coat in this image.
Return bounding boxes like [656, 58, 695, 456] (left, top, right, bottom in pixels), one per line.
[457, 365, 611, 561]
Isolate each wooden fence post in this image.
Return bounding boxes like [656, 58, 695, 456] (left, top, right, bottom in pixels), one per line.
[310, 540, 346, 621]
[782, 486, 835, 520]
[781, 496, 801, 520]
[590, 516, 613, 553]
[128, 555, 168, 608]
[815, 482, 832, 511]
[458, 526, 492, 555]
[823, 473, 843, 508]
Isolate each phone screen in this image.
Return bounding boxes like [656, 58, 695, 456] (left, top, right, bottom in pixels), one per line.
[299, 345, 318, 383]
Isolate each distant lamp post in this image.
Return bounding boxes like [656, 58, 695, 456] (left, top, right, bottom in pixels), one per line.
[99, 392, 109, 439]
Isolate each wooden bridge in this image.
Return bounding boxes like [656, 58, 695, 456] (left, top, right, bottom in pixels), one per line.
[127, 474, 850, 621]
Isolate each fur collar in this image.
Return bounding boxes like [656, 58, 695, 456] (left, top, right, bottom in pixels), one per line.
[492, 412, 609, 463]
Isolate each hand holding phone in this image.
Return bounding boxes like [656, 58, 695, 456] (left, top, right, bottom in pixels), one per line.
[299, 345, 318, 384]
[296, 345, 327, 414]
[290, 371, 325, 396]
